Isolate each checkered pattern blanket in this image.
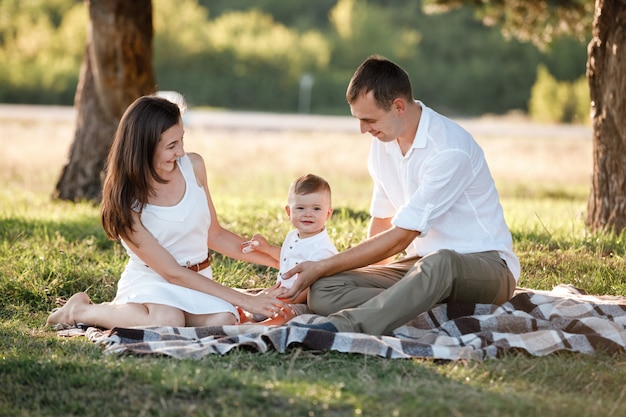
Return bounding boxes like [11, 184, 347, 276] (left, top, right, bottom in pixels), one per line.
[57, 285, 626, 360]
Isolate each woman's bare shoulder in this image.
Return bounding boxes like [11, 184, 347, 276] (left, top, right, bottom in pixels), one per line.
[185, 152, 208, 186]
[186, 151, 204, 166]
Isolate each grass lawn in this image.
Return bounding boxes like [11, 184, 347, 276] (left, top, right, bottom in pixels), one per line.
[1, 108, 624, 417]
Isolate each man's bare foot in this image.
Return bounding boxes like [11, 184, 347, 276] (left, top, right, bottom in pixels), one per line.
[46, 292, 92, 326]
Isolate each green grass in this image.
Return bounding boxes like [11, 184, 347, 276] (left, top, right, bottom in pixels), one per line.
[2, 130, 626, 416]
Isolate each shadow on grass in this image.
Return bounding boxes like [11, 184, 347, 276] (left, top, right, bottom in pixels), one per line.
[0, 321, 552, 417]
[0, 216, 111, 250]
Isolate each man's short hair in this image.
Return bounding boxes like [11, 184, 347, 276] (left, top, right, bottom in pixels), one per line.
[346, 55, 414, 110]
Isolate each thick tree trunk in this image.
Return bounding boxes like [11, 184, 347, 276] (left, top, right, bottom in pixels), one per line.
[54, 0, 156, 202]
[586, 0, 626, 233]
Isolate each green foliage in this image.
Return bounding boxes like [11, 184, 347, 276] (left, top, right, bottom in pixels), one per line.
[528, 65, 590, 124]
[541, 37, 589, 82]
[329, 0, 422, 66]
[405, 6, 543, 115]
[422, 0, 593, 47]
[0, 0, 85, 104]
[199, 0, 338, 30]
[154, 3, 331, 111]
[571, 76, 591, 124]
[0, 0, 589, 118]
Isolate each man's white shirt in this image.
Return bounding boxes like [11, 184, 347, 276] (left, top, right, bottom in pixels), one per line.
[368, 101, 520, 280]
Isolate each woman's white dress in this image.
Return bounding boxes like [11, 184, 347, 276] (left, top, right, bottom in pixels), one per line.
[112, 154, 238, 318]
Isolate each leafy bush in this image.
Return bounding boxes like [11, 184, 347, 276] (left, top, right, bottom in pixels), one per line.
[529, 64, 590, 124]
[0, 1, 85, 104]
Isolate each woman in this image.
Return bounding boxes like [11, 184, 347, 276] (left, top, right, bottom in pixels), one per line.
[47, 96, 290, 329]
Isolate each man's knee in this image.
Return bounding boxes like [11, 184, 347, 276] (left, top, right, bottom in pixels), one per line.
[418, 249, 456, 274]
[307, 276, 346, 316]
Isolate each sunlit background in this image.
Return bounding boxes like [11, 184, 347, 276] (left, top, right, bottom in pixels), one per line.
[0, 0, 590, 123]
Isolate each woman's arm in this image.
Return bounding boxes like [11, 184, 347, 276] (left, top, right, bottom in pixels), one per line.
[189, 152, 280, 269]
[124, 214, 287, 317]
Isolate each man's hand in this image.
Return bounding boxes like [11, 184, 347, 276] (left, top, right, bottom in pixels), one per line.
[279, 260, 325, 303]
[280, 226, 419, 302]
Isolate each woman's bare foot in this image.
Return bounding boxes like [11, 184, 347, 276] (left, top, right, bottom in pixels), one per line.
[46, 292, 92, 326]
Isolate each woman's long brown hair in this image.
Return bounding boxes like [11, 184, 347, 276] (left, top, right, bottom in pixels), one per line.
[100, 96, 181, 244]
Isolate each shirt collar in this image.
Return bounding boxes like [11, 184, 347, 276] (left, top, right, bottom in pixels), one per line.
[384, 100, 428, 155]
[412, 100, 428, 149]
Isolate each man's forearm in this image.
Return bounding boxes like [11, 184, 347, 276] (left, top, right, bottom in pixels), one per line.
[318, 226, 419, 277]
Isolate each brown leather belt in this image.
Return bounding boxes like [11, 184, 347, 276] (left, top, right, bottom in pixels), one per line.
[185, 252, 212, 272]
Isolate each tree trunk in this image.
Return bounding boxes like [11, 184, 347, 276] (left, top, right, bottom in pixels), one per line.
[586, 0, 626, 233]
[54, 0, 156, 202]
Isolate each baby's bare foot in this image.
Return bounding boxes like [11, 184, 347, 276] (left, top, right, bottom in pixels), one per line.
[256, 306, 297, 327]
[46, 292, 91, 326]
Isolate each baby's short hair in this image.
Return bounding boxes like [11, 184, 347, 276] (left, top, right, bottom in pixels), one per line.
[289, 174, 331, 199]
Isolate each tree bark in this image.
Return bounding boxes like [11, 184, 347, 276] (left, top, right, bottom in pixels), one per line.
[586, 0, 626, 233]
[54, 0, 156, 202]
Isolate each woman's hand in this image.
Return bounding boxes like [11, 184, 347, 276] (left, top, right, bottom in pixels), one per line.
[239, 286, 292, 319]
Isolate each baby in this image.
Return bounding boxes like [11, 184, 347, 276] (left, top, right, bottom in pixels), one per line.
[241, 173, 338, 325]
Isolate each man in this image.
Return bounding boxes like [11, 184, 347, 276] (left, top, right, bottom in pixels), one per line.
[281, 55, 520, 336]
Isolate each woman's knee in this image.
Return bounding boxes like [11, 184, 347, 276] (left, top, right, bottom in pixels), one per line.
[211, 312, 238, 326]
[148, 304, 186, 327]
[186, 312, 238, 327]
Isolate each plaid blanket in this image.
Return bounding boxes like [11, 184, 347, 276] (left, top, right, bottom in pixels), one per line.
[57, 285, 626, 360]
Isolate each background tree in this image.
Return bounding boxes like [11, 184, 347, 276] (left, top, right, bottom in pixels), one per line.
[54, 0, 155, 201]
[423, 0, 626, 233]
[586, 0, 626, 233]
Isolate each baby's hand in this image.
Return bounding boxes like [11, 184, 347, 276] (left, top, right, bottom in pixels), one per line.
[242, 234, 273, 254]
[260, 283, 286, 298]
[241, 239, 259, 253]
